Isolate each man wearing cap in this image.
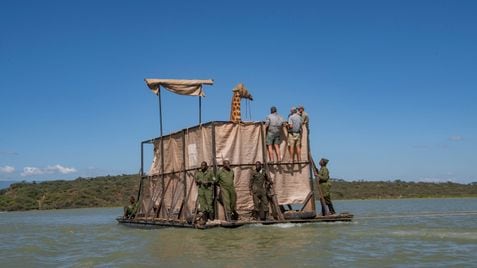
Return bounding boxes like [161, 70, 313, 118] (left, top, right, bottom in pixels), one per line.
[287, 107, 303, 162]
[216, 160, 238, 221]
[195, 161, 215, 223]
[297, 105, 309, 130]
[265, 106, 286, 163]
[316, 158, 336, 215]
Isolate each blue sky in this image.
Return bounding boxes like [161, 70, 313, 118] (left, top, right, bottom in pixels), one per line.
[1, 0, 476, 183]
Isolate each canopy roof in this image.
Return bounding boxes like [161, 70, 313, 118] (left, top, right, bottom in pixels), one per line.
[145, 79, 214, 97]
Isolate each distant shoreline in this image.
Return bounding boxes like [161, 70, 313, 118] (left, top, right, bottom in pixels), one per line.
[1, 175, 476, 212]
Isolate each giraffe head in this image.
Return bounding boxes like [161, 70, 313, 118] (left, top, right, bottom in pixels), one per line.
[232, 83, 253, 101]
[230, 83, 253, 123]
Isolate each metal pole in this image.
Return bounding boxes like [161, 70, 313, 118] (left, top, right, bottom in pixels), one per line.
[199, 96, 202, 125]
[137, 141, 145, 201]
[182, 130, 187, 215]
[140, 142, 144, 176]
[157, 87, 165, 210]
[211, 122, 218, 220]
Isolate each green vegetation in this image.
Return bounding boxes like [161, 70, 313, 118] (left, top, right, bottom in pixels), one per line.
[328, 179, 477, 200]
[0, 175, 139, 211]
[0, 175, 476, 211]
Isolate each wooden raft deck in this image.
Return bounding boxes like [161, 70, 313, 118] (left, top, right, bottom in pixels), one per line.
[116, 213, 354, 229]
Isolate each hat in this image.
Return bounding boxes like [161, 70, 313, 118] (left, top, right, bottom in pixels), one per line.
[298, 105, 304, 109]
[290, 107, 297, 113]
[320, 158, 329, 164]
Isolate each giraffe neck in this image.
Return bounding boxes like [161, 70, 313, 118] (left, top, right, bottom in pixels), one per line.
[230, 91, 242, 123]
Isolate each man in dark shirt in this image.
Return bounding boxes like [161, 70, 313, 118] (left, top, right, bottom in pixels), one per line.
[195, 161, 215, 222]
[217, 160, 238, 221]
[316, 158, 336, 215]
[249, 161, 272, 220]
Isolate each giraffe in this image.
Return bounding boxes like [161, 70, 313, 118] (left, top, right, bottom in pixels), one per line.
[230, 83, 253, 123]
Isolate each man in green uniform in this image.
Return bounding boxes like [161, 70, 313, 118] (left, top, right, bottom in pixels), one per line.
[195, 161, 215, 222]
[316, 158, 336, 215]
[217, 160, 238, 221]
[124, 195, 139, 219]
[249, 161, 271, 221]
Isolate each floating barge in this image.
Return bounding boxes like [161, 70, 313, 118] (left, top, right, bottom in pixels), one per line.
[117, 79, 353, 229]
[117, 213, 354, 229]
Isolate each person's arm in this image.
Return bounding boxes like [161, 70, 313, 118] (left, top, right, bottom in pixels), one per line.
[195, 172, 202, 185]
[265, 173, 273, 190]
[249, 173, 254, 192]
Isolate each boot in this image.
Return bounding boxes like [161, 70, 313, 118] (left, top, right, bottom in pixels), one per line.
[208, 211, 215, 221]
[321, 205, 327, 216]
[202, 212, 209, 222]
[261, 211, 268, 221]
[328, 203, 336, 215]
[258, 209, 265, 221]
[232, 210, 239, 221]
[197, 212, 206, 225]
[226, 212, 232, 221]
[252, 210, 258, 220]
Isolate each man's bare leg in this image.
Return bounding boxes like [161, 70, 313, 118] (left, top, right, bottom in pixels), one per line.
[296, 145, 302, 162]
[288, 145, 294, 162]
[267, 145, 274, 162]
[274, 144, 281, 162]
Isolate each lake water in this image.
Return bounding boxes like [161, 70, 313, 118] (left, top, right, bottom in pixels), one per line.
[1, 198, 476, 267]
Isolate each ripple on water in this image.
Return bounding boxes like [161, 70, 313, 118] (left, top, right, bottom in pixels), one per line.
[1, 201, 477, 267]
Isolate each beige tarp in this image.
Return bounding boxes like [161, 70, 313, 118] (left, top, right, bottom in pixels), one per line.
[145, 79, 214, 96]
[141, 122, 312, 219]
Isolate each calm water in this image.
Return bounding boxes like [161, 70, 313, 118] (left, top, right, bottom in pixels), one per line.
[1, 198, 476, 267]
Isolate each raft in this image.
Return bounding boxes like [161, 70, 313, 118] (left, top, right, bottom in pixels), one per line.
[117, 79, 354, 229]
[116, 212, 354, 229]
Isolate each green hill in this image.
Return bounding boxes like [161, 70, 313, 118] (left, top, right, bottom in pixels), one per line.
[0, 175, 476, 211]
[330, 179, 477, 199]
[0, 175, 139, 211]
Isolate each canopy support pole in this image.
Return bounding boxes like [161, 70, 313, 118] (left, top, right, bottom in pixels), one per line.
[199, 96, 202, 125]
[211, 123, 218, 220]
[157, 87, 165, 202]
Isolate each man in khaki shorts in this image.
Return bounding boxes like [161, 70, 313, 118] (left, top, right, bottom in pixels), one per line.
[287, 107, 302, 162]
[265, 106, 286, 163]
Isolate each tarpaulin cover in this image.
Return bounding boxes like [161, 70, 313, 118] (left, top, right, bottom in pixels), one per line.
[140, 121, 312, 219]
[145, 79, 214, 97]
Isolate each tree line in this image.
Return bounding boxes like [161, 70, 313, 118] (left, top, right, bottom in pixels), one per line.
[0, 175, 476, 211]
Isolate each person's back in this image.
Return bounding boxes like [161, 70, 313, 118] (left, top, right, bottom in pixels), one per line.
[287, 108, 303, 162]
[288, 112, 302, 134]
[265, 107, 285, 163]
[266, 113, 285, 134]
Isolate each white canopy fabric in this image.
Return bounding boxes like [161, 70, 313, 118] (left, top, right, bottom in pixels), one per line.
[144, 79, 214, 97]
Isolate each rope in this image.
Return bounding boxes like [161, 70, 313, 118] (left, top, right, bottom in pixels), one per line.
[248, 99, 252, 120]
[354, 211, 477, 220]
[244, 99, 252, 120]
